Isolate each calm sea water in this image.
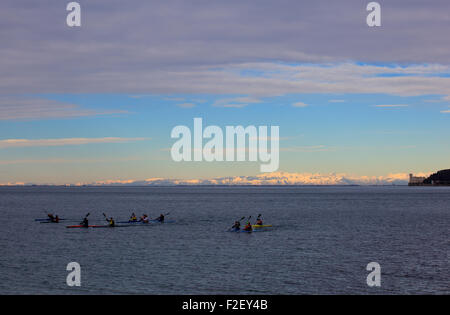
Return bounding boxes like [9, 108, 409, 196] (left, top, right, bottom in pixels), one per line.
[0, 186, 448, 294]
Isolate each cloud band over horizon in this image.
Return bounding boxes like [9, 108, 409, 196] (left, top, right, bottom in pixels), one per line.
[0, 137, 148, 149]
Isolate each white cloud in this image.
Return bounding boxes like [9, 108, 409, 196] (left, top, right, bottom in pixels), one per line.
[163, 97, 186, 101]
[424, 95, 450, 103]
[281, 145, 334, 152]
[2, 63, 450, 107]
[177, 102, 196, 108]
[129, 94, 156, 99]
[212, 97, 262, 108]
[0, 137, 148, 149]
[373, 104, 409, 108]
[0, 97, 128, 121]
[292, 102, 308, 108]
[3, 1, 450, 96]
[100, 62, 450, 99]
[0, 156, 144, 165]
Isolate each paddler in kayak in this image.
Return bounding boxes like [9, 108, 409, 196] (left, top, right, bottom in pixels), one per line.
[140, 214, 149, 223]
[156, 213, 165, 222]
[130, 213, 138, 222]
[47, 213, 59, 223]
[231, 221, 241, 230]
[80, 217, 89, 228]
[243, 221, 252, 232]
[105, 216, 116, 227]
[255, 217, 263, 226]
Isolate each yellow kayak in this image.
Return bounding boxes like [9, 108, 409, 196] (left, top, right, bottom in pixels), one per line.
[252, 224, 272, 228]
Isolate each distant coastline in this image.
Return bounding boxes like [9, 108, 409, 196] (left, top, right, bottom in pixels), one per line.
[0, 184, 414, 188]
[4, 171, 450, 187]
[0, 172, 415, 187]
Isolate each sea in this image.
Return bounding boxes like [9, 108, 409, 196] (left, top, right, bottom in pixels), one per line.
[0, 185, 448, 294]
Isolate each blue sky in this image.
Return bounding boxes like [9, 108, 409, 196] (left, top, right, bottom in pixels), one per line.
[1, 1, 450, 184]
[1, 86, 449, 184]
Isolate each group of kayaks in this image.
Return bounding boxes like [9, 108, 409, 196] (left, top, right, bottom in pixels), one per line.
[228, 214, 272, 233]
[36, 212, 173, 229]
[37, 212, 273, 233]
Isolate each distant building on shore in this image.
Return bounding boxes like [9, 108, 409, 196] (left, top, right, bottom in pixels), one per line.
[409, 174, 427, 185]
[409, 169, 450, 186]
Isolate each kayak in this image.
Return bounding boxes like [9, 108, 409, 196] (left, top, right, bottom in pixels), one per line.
[252, 224, 272, 228]
[91, 224, 139, 228]
[117, 220, 176, 224]
[151, 219, 176, 224]
[66, 224, 134, 229]
[66, 224, 135, 228]
[117, 220, 149, 224]
[228, 228, 253, 233]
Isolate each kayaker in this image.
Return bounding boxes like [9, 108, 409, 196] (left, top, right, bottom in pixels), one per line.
[243, 221, 252, 231]
[80, 217, 89, 228]
[231, 221, 241, 230]
[256, 218, 263, 226]
[130, 213, 137, 222]
[105, 216, 115, 227]
[141, 214, 149, 223]
[156, 213, 165, 222]
[47, 214, 59, 223]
